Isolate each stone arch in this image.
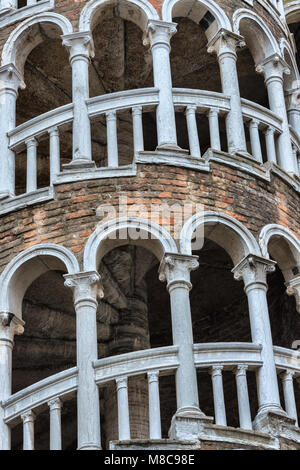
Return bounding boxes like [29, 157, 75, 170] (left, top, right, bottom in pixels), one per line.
[84, 217, 178, 271]
[180, 211, 261, 265]
[285, 1, 300, 24]
[1, 12, 73, 74]
[233, 9, 280, 64]
[259, 224, 300, 281]
[0, 244, 80, 318]
[162, 0, 231, 38]
[280, 37, 299, 89]
[79, 0, 159, 32]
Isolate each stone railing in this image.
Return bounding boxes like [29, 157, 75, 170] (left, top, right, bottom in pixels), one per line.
[3, 87, 300, 215]
[2, 342, 300, 449]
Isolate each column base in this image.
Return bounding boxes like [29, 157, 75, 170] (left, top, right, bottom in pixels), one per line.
[63, 159, 96, 171]
[0, 192, 11, 201]
[168, 409, 214, 442]
[234, 150, 260, 162]
[253, 410, 300, 443]
[156, 144, 189, 155]
[77, 443, 102, 450]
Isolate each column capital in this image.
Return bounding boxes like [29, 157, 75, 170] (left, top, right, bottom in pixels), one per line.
[256, 54, 290, 83]
[147, 370, 160, 383]
[158, 253, 199, 291]
[21, 410, 35, 424]
[0, 63, 25, 94]
[232, 254, 276, 291]
[64, 271, 104, 306]
[285, 87, 300, 111]
[116, 376, 128, 390]
[281, 369, 295, 382]
[144, 20, 177, 49]
[210, 365, 224, 377]
[207, 28, 245, 58]
[48, 397, 63, 411]
[286, 275, 300, 314]
[235, 364, 248, 377]
[62, 31, 95, 63]
[0, 313, 24, 342]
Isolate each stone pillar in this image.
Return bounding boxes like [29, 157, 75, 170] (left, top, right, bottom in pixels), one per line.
[48, 397, 63, 450]
[256, 55, 296, 174]
[0, 313, 24, 450]
[285, 88, 300, 139]
[62, 32, 95, 169]
[208, 108, 221, 151]
[116, 377, 131, 441]
[132, 106, 144, 155]
[264, 126, 277, 164]
[145, 20, 179, 151]
[148, 370, 162, 439]
[232, 254, 286, 429]
[26, 137, 38, 193]
[207, 29, 247, 154]
[286, 275, 300, 314]
[210, 366, 227, 426]
[49, 126, 60, 184]
[64, 271, 103, 450]
[21, 411, 35, 450]
[249, 119, 263, 163]
[235, 365, 252, 430]
[185, 105, 201, 158]
[0, 65, 24, 197]
[281, 370, 298, 426]
[159, 253, 205, 418]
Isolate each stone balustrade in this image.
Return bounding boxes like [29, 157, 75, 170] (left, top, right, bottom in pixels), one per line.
[1, 343, 299, 450]
[1, 86, 299, 216]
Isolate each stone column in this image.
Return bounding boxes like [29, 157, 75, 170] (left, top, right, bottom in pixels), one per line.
[148, 370, 162, 439]
[0, 65, 24, 197]
[48, 397, 63, 450]
[285, 88, 300, 139]
[235, 365, 252, 430]
[62, 32, 95, 169]
[207, 29, 247, 154]
[116, 377, 131, 441]
[21, 410, 35, 450]
[185, 105, 201, 158]
[264, 126, 277, 164]
[249, 119, 263, 163]
[256, 55, 296, 174]
[145, 20, 179, 151]
[286, 275, 300, 314]
[232, 254, 286, 429]
[281, 370, 298, 426]
[210, 366, 227, 426]
[64, 271, 103, 450]
[208, 108, 221, 151]
[159, 253, 204, 418]
[0, 313, 24, 450]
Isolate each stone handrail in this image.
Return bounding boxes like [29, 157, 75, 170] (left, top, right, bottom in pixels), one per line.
[2, 366, 78, 425]
[274, 345, 300, 375]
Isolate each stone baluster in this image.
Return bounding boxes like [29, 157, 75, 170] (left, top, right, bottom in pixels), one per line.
[264, 126, 277, 164]
[62, 32, 95, 169]
[185, 105, 201, 158]
[132, 106, 144, 155]
[208, 108, 221, 151]
[26, 137, 37, 193]
[232, 255, 286, 430]
[281, 370, 298, 426]
[116, 377, 131, 441]
[235, 365, 252, 430]
[21, 410, 35, 450]
[249, 119, 263, 163]
[208, 29, 247, 154]
[210, 366, 227, 426]
[48, 397, 63, 450]
[145, 20, 179, 151]
[0, 65, 24, 197]
[0, 313, 24, 450]
[256, 55, 296, 174]
[64, 272, 103, 450]
[106, 111, 118, 167]
[148, 370, 162, 439]
[49, 127, 60, 184]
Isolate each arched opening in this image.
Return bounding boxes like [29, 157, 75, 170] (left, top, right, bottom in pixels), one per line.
[181, 213, 260, 428]
[234, 14, 278, 159]
[168, 0, 226, 152]
[96, 243, 173, 447]
[10, 20, 72, 195]
[286, 8, 300, 73]
[0, 247, 79, 450]
[87, 1, 156, 165]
